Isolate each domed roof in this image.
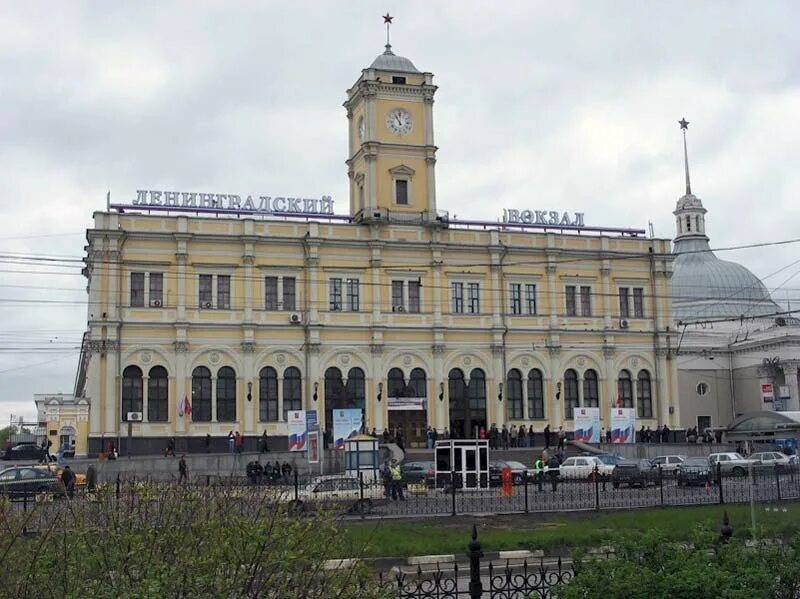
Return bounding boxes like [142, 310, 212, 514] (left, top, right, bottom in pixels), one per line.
[369, 44, 420, 73]
[672, 242, 779, 321]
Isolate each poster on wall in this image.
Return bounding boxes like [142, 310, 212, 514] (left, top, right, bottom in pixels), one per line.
[610, 408, 636, 444]
[307, 430, 320, 464]
[573, 407, 600, 443]
[333, 408, 363, 449]
[287, 410, 307, 452]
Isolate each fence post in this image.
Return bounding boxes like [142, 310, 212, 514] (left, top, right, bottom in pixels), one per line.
[358, 471, 365, 519]
[451, 469, 457, 517]
[524, 470, 529, 514]
[467, 524, 483, 599]
[717, 463, 724, 505]
[22, 492, 28, 537]
[294, 469, 299, 503]
[593, 466, 600, 512]
[115, 474, 121, 499]
[775, 464, 782, 501]
[659, 466, 664, 506]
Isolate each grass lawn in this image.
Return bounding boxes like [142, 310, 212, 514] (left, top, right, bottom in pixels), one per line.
[342, 503, 800, 558]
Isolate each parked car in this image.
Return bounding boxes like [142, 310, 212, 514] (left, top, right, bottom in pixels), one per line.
[595, 454, 626, 468]
[0, 466, 63, 498]
[707, 452, 755, 477]
[1, 442, 44, 462]
[749, 452, 796, 471]
[290, 475, 383, 514]
[403, 461, 435, 487]
[612, 459, 660, 488]
[557, 456, 613, 479]
[650, 455, 685, 476]
[676, 456, 714, 486]
[489, 460, 529, 486]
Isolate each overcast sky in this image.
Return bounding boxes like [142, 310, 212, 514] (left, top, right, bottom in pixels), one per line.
[1, 2, 799, 424]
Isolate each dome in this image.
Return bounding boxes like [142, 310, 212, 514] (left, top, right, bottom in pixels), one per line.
[671, 244, 780, 321]
[369, 44, 420, 73]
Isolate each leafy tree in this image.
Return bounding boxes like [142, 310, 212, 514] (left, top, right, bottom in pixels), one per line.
[0, 425, 17, 449]
[0, 482, 390, 598]
[557, 528, 800, 599]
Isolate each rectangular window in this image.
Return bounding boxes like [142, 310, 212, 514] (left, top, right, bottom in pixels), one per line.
[395, 180, 408, 205]
[633, 288, 644, 318]
[283, 277, 296, 311]
[346, 278, 359, 311]
[329, 278, 342, 311]
[468, 283, 480, 314]
[619, 287, 630, 318]
[510, 283, 522, 315]
[149, 273, 163, 306]
[391, 280, 404, 311]
[130, 272, 145, 307]
[408, 280, 420, 313]
[392, 76, 406, 84]
[217, 275, 231, 309]
[452, 282, 464, 313]
[580, 286, 592, 316]
[265, 277, 279, 310]
[199, 274, 213, 308]
[525, 284, 537, 315]
[565, 285, 576, 316]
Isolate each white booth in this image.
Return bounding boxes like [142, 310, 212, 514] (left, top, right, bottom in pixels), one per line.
[434, 439, 489, 489]
[345, 434, 380, 480]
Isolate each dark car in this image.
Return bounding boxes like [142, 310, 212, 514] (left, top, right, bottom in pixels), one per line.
[2, 442, 44, 462]
[595, 454, 626, 467]
[676, 456, 714, 486]
[403, 461, 435, 487]
[0, 466, 62, 498]
[611, 459, 659, 488]
[489, 460, 529, 486]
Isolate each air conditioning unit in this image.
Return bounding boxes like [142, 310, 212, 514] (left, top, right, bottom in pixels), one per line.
[203, 301, 213, 309]
[150, 299, 162, 307]
[396, 305, 406, 313]
[289, 312, 303, 324]
[619, 318, 630, 329]
[126, 411, 143, 422]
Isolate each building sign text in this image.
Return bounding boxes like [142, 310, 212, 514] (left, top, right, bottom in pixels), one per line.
[132, 190, 334, 215]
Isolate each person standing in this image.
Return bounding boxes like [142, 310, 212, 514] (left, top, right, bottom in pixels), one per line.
[518, 425, 527, 448]
[557, 426, 567, 451]
[260, 431, 269, 454]
[61, 465, 76, 498]
[510, 425, 518, 448]
[205, 433, 211, 453]
[547, 454, 560, 492]
[534, 454, 545, 491]
[606, 427, 612, 443]
[528, 426, 535, 448]
[234, 431, 243, 454]
[501, 425, 509, 450]
[389, 460, 405, 501]
[544, 424, 551, 449]
[178, 455, 188, 484]
[601, 427, 607, 444]
[227, 431, 235, 453]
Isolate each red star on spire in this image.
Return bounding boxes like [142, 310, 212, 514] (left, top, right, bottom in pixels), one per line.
[383, 13, 393, 24]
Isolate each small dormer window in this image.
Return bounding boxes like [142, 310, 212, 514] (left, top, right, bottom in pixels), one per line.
[686, 215, 691, 232]
[392, 76, 406, 84]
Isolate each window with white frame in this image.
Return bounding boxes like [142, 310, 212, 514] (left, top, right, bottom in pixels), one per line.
[149, 273, 163, 306]
[199, 275, 213, 308]
[198, 274, 231, 309]
[633, 288, 644, 318]
[130, 273, 145, 307]
[579, 286, 591, 316]
[391, 279, 421, 313]
[509, 283, 537, 315]
[565, 285, 576, 316]
[467, 282, 480, 313]
[346, 278, 360, 311]
[329, 278, 343, 311]
[395, 180, 409, 205]
[618, 287, 630, 318]
[217, 275, 231, 309]
[451, 282, 464, 313]
[510, 284, 522, 315]
[619, 286, 645, 318]
[328, 277, 359, 312]
[264, 275, 296, 311]
[129, 272, 165, 308]
[525, 284, 537, 315]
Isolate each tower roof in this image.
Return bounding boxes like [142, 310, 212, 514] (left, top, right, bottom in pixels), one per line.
[369, 44, 420, 73]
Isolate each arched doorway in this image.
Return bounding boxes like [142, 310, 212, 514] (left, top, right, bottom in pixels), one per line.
[448, 368, 487, 439]
[324, 366, 366, 447]
[386, 367, 428, 447]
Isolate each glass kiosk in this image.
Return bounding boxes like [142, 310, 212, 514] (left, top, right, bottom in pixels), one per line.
[434, 439, 489, 489]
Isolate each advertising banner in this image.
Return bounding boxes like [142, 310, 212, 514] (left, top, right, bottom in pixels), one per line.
[761, 383, 775, 403]
[387, 397, 426, 411]
[610, 408, 636, 444]
[573, 407, 600, 443]
[332, 408, 363, 450]
[287, 410, 307, 452]
[306, 409, 319, 432]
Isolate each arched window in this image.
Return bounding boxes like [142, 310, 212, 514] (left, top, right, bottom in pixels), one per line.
[192, 366, 212, 422]
[506, 369, 523, 420]
[409, 368, 427, 398]
[216, 366, 237, 422]
[564, 369, 579, 419]
[147, 366, 168, 422]
[346, 367, 365, 411]
[283, 367, 302, 418]
[686, 215, 691, 232]
[637, 370, 653, 418]
[527, 369, 545, 419]
[618, 370, 633, 408]
[324, 367, 345, 433]
[583, 369, 599, 408]
[388, 368, 406, 398]
[122, 365, 143, 420]
[259, 367, 278, 422]
[467, 369, 487, 436]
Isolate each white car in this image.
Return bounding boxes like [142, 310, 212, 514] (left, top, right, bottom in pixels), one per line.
[556, 456, 614, 479]
[750, 452, 796, 471]
[651, 455, 685, 475]
[291, 474, 384, 514]
[707, 452, 755, 476]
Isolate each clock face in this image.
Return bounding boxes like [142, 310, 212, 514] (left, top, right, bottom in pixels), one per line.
[386, 108, 412, 136]
[358, 116, 365, 141]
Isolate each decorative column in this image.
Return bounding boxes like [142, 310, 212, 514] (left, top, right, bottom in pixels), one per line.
[546, 259, 558, 328]
[783, 361, 800, 411]
[211, 376, 218, 423]
[600, 258, 612, 329]
[371, 344, 384, 431]
[142, 375, 149, 423]
[433, 343, 446, 432]
[548, 346, 562, 428]
[174, 341, 188, 435]
[603, 346, 616, 425]
[241, 341, 255, 433]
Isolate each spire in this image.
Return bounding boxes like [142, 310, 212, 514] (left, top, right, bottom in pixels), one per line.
[679, 118, 691, 196]
[383, 13, 394, 54]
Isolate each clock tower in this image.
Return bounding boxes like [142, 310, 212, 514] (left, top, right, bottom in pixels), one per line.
[344, 22, 438, 221]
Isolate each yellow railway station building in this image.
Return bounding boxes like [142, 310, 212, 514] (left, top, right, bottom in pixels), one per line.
[77, 39, 678, 453]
